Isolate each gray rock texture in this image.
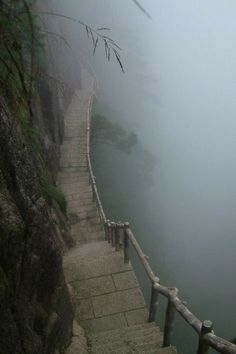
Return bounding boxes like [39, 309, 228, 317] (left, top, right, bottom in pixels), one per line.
[0, 92, 74, 353]
[0, 40, 76, 353]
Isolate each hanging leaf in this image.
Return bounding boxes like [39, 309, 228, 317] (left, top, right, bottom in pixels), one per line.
[93, 37, 98, 56]
[89, 28, 95, 46]
[114, 51, 124, 73]
[85, 25, 90, 38]
[96, 27, 111, 31]
[104, 39, 108, 59]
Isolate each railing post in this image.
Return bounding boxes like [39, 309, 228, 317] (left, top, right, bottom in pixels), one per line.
[149, 279, 159, 322]
[107, 222, 112, 244]
[115, 222, 122, 251]
[87, 158, 91, 184]
[163, 287, 178, 347]
[111, 222, 116, 247]
[123, 222, 130, 263]
[86, 153, 89, 172]
[197, 320, 213, 354]
[105, 219, 110, 241]
[92, 178, 96, 201]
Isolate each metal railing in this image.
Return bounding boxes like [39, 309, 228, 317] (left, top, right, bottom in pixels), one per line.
[85, 93, 236, 354]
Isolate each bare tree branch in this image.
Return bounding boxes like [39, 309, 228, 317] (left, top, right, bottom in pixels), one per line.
[132, 0, 151, 19]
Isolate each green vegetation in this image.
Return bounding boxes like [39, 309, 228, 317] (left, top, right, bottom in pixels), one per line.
[40, 176, 67, 213]
[91, 110, 157, 184]
[19, 106, 41, 152]
[0, 0, 46, 154]
[91, 114, 138, 154]
[23, 122, 41, 153]
[0, 0, 43, 114]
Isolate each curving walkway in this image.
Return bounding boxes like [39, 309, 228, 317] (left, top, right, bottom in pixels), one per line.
[59, 68, 177, 354]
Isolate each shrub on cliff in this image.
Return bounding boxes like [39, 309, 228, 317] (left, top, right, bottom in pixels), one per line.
[40, 176, 67, 213]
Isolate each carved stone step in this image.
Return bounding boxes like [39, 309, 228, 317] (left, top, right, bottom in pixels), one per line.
[90, 323, 156, 342]
[90, 327, 162, 347]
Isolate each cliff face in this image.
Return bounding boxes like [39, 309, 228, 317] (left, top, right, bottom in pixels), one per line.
[0, 63, 75, 354]
[0, 0, 86, 351]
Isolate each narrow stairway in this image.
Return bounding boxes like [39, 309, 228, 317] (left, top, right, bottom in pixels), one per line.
[59, 68, 177, 354]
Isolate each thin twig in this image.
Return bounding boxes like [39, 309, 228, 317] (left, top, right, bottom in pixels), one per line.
[132, 0, 152, 19]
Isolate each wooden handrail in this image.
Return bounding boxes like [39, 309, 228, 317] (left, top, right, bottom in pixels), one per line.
[85, 88, 236, 354]
[125, 227, 159, 283]
[204, 334, 236, 354]
[122, 224, 236, 354]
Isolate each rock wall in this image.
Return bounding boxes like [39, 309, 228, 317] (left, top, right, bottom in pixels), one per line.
[0, 92, 72, 354]
[0, 0, 87, 351]
[0, 44, 77, 354]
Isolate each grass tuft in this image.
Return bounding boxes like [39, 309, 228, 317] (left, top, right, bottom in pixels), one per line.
[40, 176, 67, 213]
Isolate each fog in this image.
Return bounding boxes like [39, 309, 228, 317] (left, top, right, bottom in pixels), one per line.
[46, 1, 236, 352]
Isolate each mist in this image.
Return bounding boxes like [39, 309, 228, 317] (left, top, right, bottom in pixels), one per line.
[46, 1, 236, 352]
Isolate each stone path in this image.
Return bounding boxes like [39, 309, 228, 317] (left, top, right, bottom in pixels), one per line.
[59, 69, 177, 353]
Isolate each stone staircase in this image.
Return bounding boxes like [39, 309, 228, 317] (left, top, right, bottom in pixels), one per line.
[88, 323, 176, 354]
[59, 68, 178, 354]
[63, 241, 177, 354]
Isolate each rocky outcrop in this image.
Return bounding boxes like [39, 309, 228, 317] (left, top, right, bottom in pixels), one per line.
[0, 105, 70, 353]
[0, 1, 83, 352]
[0, 67, 75, 353]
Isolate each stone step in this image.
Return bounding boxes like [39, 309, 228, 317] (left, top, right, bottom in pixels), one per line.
[63, 186, 92, 195]
[90, 341, 177, 354]
[90, 326, 162, 347]
[97, 345, 177, 354]
[79, 210, 100, 220]
[79, 217, 101, 227]
[74, 232, 105, 246]
[66, 188, 92, 197]
[58, 170, 89, 177]
[76, 210, 99, 219]
[63, 242, 131, 282]
[90, 338, 162, 354]
[62, 142, 87, 148]
[67, 201, 96, 211]
[71, 228, 104, 239]
[77, 206, 99, 216]
[90, 323, 156, 342]
[61, 145, 86, 151]
[76, 200, 97, 207]
[64, 241, 117, 260]
[60, 163, 88, 169]
[65, 191, 93, 202]
[72, 224, 103, 235]
[59, 177, 90, 185]
[60, 159, 87, 166]
[75, 238, 104, 247]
